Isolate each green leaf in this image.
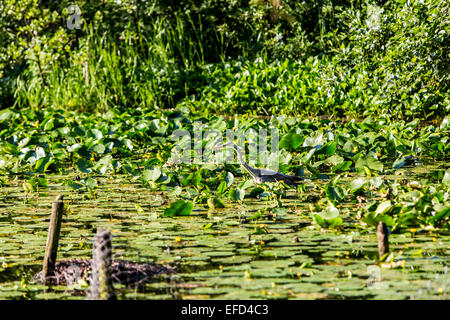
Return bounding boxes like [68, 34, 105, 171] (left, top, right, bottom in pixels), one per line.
[248, 187, 265, 198]
[326, 154, 344, 166]
[207, 197, 226, 209]
[67, 180, 84, 190]
[317, 141, 337, 155]
[321, 201, 340, 219]
[303, 131, 324, 148]
[443, 168, 450, 187]
[145, 166, 160, 183]
[163, 200, 194, 217]
[325, 177, 345, 204]
[0, 109, 15, 121]
[142, 167, 162, 182]
[375, 200, 393, 216]
[76, 159, 93, 173]
[94, 155, 121, 174]
[332, 160, 352, 173]
[84, 177, 97, 190]
[216, 181, 228, 195]
[279, 133, 304, 150]
[355, 156, 383, 175]
[313, 214, 326, 227]
[225, 172, 234, 187]
[393, 157, 406, 169]
[91, 144, 106, 154]
[349, 178, 366, 192]
[35, 156, 54, 173]
[229, 188, 245, 201]
[135, 204, 145, 214]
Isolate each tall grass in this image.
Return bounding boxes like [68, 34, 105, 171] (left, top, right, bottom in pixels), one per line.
[13, 13, 207, 113]
[9, 0, 448, 119]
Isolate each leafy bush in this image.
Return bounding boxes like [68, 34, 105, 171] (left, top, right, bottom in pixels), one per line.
[0, 0, 448, 118]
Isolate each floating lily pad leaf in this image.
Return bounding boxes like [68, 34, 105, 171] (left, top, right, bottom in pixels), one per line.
[84, 177, 97, 190]
[317, 141, 337, 155]
[325, 177, 345, 204]
[35, 155, 54, 173]
[249, 187, 265, 198]
[326, 154, 344, 166]
[67, 143, 82, 152]
[229, 188, 245, 201]
[355, 156, 383, 175]
[322, 201, 340, 219]
[216, 181, 228, 195]
[225, 172, 234, 187]
[393, 157, 406, 169]
[443, 168, 450, 187]
[303, 131, 324, 148]
[90, 143, 105, 154]
[76, 158, 93, 173]
[135, 204, 145, 214]
[375, 200, 393, 216]
[207, 197, 226, 209]
[88, 128, 103, 140]
[239, 179, 254, 191]
[94, 155, 121, 174]
[168, 186, 182, 197]
[272, 207, 288, 217]
[142, 167, 162, 182]
[332, 160, 352, 173]
[163, 200, 194, 217]
[279, 133, 304, 150]
[349, 178, 366, 192]
[67, 180, 84, 190]
[0, 108, 15, 121]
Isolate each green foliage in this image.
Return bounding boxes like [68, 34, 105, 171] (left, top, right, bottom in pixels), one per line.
[0, 0, 447, 118]
[164, 199, 194, 217]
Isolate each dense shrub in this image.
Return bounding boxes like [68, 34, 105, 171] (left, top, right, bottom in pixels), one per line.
[0, 0, 448, 118]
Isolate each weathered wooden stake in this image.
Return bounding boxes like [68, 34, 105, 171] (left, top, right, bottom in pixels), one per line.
[377, 221, 389, 259]
[42, 195, 64, 281]
[88, 228, 116, 300]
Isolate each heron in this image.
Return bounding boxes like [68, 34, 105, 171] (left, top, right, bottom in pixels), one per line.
[214, 142, 303, 185]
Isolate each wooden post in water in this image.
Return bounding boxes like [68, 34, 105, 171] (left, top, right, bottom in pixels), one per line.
[377, 221, 389, 259]
[88, 228, 116, 300]
[42, 195, 64, 281]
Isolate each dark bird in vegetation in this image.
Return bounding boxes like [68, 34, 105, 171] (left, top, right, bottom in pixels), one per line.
[214, 142, 303, 185]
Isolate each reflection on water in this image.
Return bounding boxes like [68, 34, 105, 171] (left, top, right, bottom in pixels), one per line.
[0, 164, 448, 300]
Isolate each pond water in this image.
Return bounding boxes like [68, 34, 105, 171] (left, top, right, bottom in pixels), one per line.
[0, 165, 448, 300]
